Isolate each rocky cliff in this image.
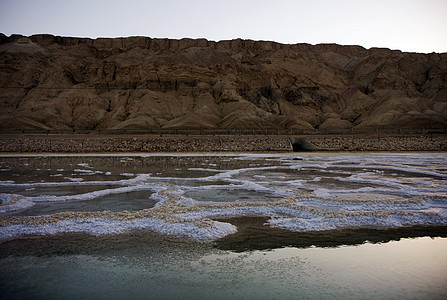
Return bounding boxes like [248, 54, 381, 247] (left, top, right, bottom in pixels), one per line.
[1, 34, 446, 130]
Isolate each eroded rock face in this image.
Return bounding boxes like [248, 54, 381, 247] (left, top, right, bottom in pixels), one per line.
[1, 33, 446, 130]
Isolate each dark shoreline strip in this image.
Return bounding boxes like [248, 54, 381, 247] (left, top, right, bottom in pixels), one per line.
[0, 133, 446, 152]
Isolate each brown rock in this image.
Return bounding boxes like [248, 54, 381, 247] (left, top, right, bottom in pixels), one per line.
[0, 34, 446, 131]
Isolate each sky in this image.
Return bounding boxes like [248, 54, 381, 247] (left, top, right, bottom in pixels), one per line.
[0, 0, 446, 53]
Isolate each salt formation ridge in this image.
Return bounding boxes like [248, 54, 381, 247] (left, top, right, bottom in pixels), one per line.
[0, 153, 446, 241]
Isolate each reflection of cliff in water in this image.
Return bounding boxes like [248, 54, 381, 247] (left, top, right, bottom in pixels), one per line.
[213, 217, 447, 252]
[1, 221, 445, 257]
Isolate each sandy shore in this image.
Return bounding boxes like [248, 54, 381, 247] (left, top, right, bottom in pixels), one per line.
[0, 133, 446, 152]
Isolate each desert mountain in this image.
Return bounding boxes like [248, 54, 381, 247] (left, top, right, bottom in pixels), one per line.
[0, 34, 446, 130]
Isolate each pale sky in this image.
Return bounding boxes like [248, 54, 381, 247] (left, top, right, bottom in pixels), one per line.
[0, 0, 446, 53]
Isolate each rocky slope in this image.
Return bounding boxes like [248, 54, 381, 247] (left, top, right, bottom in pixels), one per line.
[1, 34, 446, 130]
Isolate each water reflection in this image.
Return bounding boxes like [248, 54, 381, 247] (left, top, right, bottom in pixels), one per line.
[0, 233, 446, 299]
[213, 216, 447, 252]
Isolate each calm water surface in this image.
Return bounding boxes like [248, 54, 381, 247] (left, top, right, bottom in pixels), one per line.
[1, 234, 446, 299]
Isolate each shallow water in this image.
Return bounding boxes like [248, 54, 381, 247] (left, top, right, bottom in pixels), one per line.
[13, 189, 156, 216]
[0, 234, 446, 299]
[0, 153, 446, 298]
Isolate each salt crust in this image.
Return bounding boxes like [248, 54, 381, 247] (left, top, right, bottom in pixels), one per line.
[1, 153, 446, 241]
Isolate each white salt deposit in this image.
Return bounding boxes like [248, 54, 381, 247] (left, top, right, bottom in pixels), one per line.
[77, 163, 92, 168]
[0, 217, 237, 241]
[0, 194, 34, 213]
[120, 173, 135, 177]
[0, 153, 446, 241]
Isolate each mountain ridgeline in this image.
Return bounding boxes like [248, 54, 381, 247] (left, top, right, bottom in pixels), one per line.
[1, 34, 446, 131]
